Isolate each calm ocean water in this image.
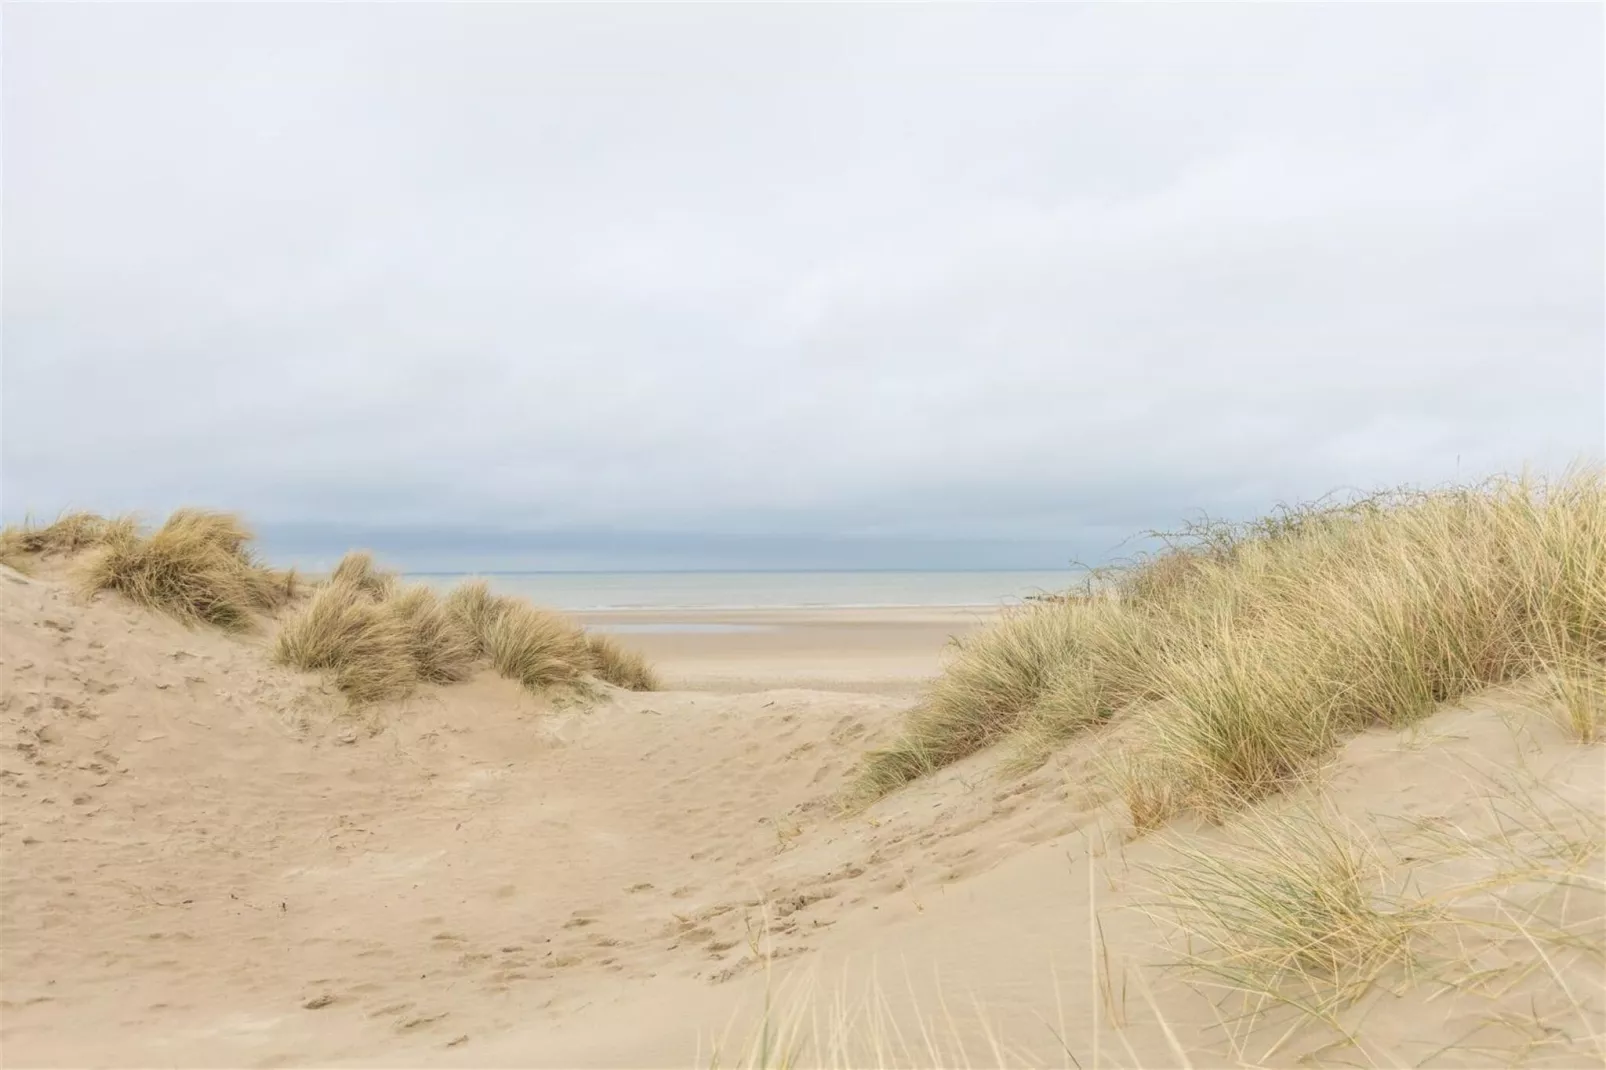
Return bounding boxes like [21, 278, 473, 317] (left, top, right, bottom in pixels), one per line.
[407, 570, 1079, 611]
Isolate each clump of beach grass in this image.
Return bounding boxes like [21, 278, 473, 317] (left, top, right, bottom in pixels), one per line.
[1146, 808, 1433, 1021]
[852, 467, 1606, 821]
[444, 578, 659, 693]
[483, 604, 595, 692]
[1147, 766, 1606, 1063]
[274, 579, 418, 703]
[77, 509, 296, 630]
[329, 550, 397, 601]
[587, 631, 662, 691]
[1, 511, 133, 566]
[389, 585, 479, 684]
[276, 561, 661, 702]
[443, 579, 520, 654]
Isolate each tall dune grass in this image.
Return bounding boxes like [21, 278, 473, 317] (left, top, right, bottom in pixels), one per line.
[1, 511, 133, 563]
[3, 507, 660, 700]
[444, 578, 660, 691]
[482, 604, 596, 691]
[77, 510, 296, 630]
[586, 631, 662, 691]
[388, 585, 479, 684]
[273, 580, 418, 702]
[853, 469, 1606, 821]
[329, 550, 398, 601]
[443, 579, 520, 654]
[275, 563, 660, 701]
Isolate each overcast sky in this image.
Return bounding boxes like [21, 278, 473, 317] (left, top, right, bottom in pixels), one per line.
[4, 4, 1602, 569]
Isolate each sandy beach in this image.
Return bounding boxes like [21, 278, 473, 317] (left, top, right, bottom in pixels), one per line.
[573, 606, 997, 694]
[2, 517, 1602, 1068]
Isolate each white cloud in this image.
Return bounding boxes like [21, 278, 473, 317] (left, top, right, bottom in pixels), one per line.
[3, 3, 1601, 558]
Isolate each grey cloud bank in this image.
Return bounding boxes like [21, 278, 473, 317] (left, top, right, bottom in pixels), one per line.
[4, 4, 1602, 570]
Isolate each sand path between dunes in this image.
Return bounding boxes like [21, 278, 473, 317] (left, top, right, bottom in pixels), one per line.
[3, 571, 1602, 1068]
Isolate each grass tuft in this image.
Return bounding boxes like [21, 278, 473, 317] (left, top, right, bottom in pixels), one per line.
[1148, 809, 1431, 1014]
[587, 632, 662, 691]
[78, 510, 293, 630]
[0, 511, 132, 562]
[483, 605, 595, 692]
[389, 585, 479, 685]
[329, 550, 397, 601]
[443, 579, 520, 654]
[1545, 661, 1606, 744]
[274, 567, 662, 703]
[273, 581, 418, 703]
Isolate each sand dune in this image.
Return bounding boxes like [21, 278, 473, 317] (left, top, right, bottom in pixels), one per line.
[2, 559, 1601, 1067]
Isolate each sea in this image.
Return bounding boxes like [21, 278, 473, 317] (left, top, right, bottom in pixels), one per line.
[406, 570, 1079, 612]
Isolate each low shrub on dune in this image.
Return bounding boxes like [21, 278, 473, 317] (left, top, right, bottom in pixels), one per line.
[854, 467, 1606, 821]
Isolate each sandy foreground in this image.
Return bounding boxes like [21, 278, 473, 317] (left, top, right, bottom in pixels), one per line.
[2, 570, 1602, 1068]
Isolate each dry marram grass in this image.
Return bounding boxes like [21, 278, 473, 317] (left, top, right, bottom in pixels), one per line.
[587, 632, 662, 691]
[329, 550, 398, 601]
[443, 579, 520, 654]
[76, 510, 296, 630]
[274, 565, 659, 701]
[0, 511, 134, 566]
[1149, 775, 1605, 1063]
[273, 580, 418, 703]
[6, 505, 663, 701]
[1147, 809, 1430, 1016]
[854, 468, 1606, 820]
[385, 585, 479, 685]
[483, 605, 595, 692]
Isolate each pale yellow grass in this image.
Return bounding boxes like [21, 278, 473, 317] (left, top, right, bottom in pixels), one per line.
[329, 549, 398, 601]
[385, 584, 479, 685]
[587, 631, 662, 691]
[76, 509, 296, 630]
[483, 604, 596, 692]
[273, 580, 418, 703]
[1148, 774, 1604, 1064]
[0, 510, 133, 567]
[443, 579, 520, 654]
[853, 468, 1606, 821]
[275, 563, 660, 701]
[444, 578, 659, 691]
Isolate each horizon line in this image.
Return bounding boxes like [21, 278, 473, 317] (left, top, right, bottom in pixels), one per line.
[393, 566, 1085, 577]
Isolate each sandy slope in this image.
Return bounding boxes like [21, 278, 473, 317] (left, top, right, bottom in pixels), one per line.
[2, 568, 1601, 1068]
